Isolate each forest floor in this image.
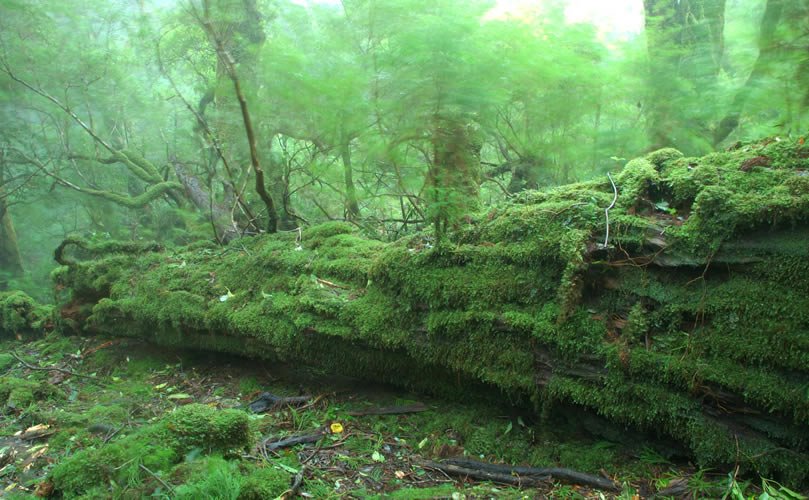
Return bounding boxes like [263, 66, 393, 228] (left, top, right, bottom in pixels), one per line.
[0, 334, 790, 499]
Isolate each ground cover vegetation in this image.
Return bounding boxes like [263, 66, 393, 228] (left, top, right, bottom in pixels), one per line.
[1, 0, 808, 497]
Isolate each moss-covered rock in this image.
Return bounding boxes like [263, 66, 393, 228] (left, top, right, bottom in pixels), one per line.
[50, 404, 253, 497]
[0, 375, 63, 411]
[0, 291, 53, 338]
[54, 136, 809, 485]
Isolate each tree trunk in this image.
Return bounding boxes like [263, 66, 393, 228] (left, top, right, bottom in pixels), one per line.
[643, 0, 727, 152]
[199, 1, 279, 233]
[427, 114, 481, 238]
[341, 143, 361, 220]
[172, 160, 239, 241]
[506, 157, 542, 193]
[0, 202, 24, 285]
[713, 0, 785, 146]
[0, 164, 24, 286]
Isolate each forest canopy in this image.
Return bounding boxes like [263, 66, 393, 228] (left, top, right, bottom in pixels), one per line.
[0, 0, 807, 297]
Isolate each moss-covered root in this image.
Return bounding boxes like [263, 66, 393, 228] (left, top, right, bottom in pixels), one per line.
[0, 291, 53, 339]
[50, 404, 252, 497]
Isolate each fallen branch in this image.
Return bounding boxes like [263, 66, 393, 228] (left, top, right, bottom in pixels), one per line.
[651, 477, 689, 498]
[247, 392, 312, 413]
[432, 457, 621, 492]
[348, 402, 429, 416]
[282, 465, 308, 499]
[420, 460, 542, 488]
[140, 464, 174, 494]
[10, 351, 102, 383]
[261, 431, 324, 453]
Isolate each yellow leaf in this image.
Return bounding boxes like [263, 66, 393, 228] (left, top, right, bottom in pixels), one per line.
[330, 422, 344, 434]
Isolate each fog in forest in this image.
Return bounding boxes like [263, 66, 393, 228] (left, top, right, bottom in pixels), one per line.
[1, 0, 806, 299]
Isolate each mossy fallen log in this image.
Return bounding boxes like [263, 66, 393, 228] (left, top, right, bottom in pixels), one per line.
[53, 137, 809, 484]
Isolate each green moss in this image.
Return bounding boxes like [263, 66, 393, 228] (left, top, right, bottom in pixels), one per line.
[0, 291, 52, 338]
[645, 147, 684, 169]
[0, 376, 63, 410]
[615, 158, 660, 209]
[172, 457, 243, 500]
[50, 404, 253, 497]
[54, 136, 809, 485]
[237, 463, 291, 500]
[0, 353, 14, 371]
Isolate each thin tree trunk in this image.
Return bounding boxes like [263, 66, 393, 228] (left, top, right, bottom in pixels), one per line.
[643, 0, 727, 151]
[341, 143, 361, 220]
[230, 73, 279, 233]
[713, 0, 784, 146]
[198, 1, 279, 233]
[0, 164, 24, 284]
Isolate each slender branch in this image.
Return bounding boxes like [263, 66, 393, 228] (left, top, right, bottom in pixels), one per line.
[10, 351, 101, 382]
[155, 32, 258, 231]
[140, 464, 174, 494]
[282, 465, 307, 499]
[0, 61, 116, 154]
[11, 148, 181, 209]
[603, 172, 617, 247]
[195, 6, 278, 233]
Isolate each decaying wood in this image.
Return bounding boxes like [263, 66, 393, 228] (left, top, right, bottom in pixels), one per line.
[420, 459, 543, 488]
[261, 431, 324, 453]
[431, 457, 621, 492]
[247, 392, 312, 413]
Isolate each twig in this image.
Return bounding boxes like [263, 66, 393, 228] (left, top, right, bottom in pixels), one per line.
[10, 351, 102, 382]
[282, 465, 307, 499]
[300, 445, 322, 465]
[139, 464, 174, 494]
[427, 458, 621, 492]
[261, 431, 324, 452]
[315, 277, 349, 290]
[103, 426, 123, 444]
[604, 172, 618, 247]
[420, 460, 540, 488]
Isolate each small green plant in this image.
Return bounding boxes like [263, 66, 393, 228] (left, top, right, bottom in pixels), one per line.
[238, 377, 262, 396]
[760, 478, 807, 500]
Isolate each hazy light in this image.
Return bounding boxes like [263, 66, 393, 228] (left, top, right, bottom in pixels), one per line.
[487, 0, 643, 41]
[293, 0, 643, 41]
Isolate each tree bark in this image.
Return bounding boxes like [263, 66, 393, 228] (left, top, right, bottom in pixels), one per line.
[199, 1, 280, 233]
[643, 0, 727, 152]
[427, 114, 481, 238]
[712, 0, 785, 146]
[0, 203, 24, 284]
[0, 163, 25, 284]
[341, 143, 361, 220]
